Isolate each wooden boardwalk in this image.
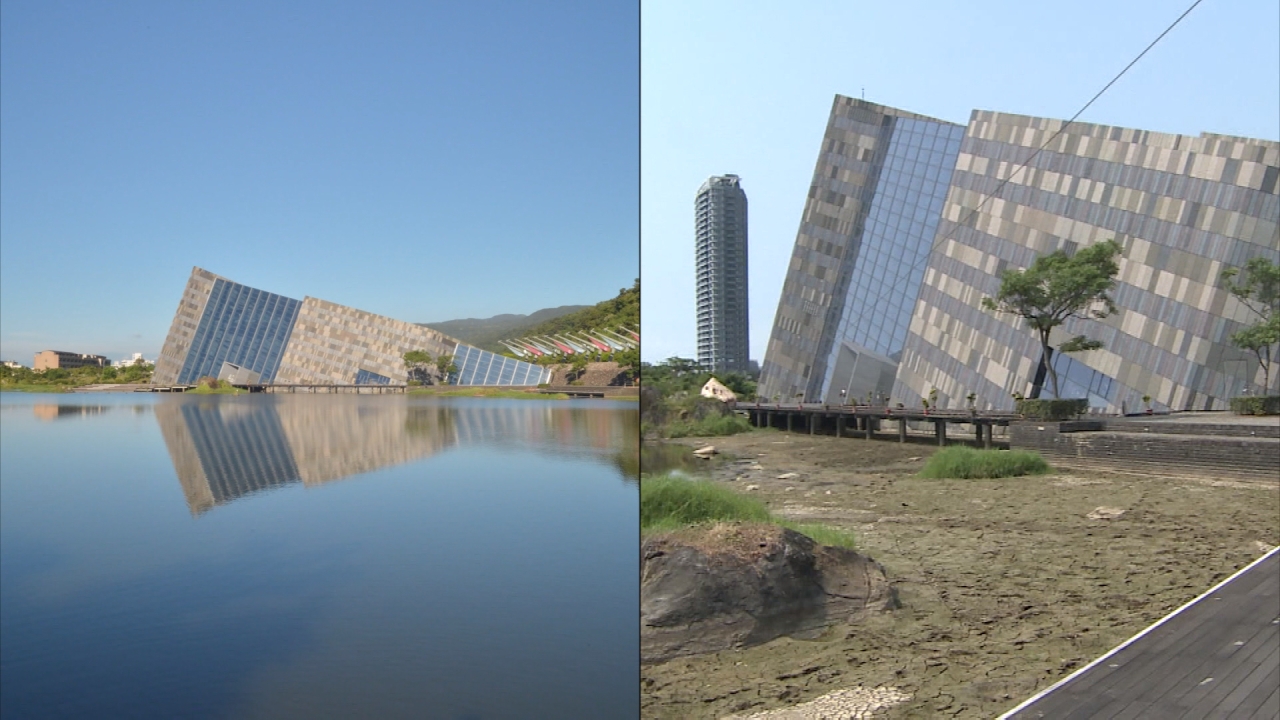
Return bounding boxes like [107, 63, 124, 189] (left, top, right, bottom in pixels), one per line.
[1001, 547, 1280, 719]
[738, 401, 1021, 447]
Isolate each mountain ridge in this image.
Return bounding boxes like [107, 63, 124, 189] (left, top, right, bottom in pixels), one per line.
[419, 305, 589, 352]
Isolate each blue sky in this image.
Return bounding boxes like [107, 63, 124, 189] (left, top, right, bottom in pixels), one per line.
[641, 0, 1280, 363]
[0, 2, 638, 363]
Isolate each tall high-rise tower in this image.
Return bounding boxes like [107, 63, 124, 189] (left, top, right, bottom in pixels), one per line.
[695, 175, 750, 372]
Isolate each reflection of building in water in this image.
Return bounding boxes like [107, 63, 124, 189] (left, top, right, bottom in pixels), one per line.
[445, 404, 639, 480]
[273, 397, 456, 486]
[446, 404, 638, 455]
[33, 404, 112, 421]
[156, 401, 301, 514]
[156, 398, 455, 515]
[157, 397, 638, 515]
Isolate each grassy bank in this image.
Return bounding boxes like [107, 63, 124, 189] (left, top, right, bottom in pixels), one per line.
[187, 384, 245, 395]
[408, 387, 569, 399]
[1, 363, 152, 391]
[641, 473, 857, 548]
[662, 413, 753, 438]
[919, 446, 1050, 479]
[0, 384, 71, 393]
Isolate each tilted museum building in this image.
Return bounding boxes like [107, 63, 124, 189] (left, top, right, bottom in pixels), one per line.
[153, 267, 551, 387]
[760, 96, 1279, 412]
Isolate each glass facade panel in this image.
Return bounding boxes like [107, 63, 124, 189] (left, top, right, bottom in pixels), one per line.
[819, 118, 963, 402]
[451, 345, 550, 386]
[177, 279, 301, 384]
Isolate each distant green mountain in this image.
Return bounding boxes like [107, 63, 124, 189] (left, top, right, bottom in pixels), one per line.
[518, 280, 639, 347]
[422, 280, 639, 357]
[419, 305, 588, 352]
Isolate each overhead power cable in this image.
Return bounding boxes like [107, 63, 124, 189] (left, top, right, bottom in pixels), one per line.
[929, 0, 1207, 250]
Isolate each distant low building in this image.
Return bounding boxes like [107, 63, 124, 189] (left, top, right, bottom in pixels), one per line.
[115, 353, 151, 368]
[2, 360, 25, 369]
[701, 377, 737, 403]
[33, 350, 109, 371]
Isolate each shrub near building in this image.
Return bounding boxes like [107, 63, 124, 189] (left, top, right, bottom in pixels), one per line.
[1222, 257, 1280, 414]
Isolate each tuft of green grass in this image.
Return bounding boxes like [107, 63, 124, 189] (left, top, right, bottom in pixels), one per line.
[919, 446, 1050, 479]
[187, 384, 244, 395]
[641, 474, 772, 531]
[780, 522, 858, 549]
[664, 413, 754, 438]
[641, 474, 855, 548]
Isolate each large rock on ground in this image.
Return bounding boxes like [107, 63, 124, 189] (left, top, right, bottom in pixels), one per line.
[641, 523, 897, 663]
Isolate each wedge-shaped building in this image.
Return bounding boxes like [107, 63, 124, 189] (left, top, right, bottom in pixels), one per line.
[153, 267, 552, 387]
[759, 98, 965, 404]
[761, 96, 1279, 412]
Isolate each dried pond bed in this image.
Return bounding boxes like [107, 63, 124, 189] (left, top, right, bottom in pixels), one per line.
[641, 431, 1280, 719]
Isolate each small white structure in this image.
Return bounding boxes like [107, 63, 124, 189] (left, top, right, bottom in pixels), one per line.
[217, 361, 261, 385]
[115, 353, 150, 368]
[700, 377, 737, 403]
[2, 360, 25, 369]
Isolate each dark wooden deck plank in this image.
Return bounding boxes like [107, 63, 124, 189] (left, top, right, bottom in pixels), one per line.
[1245, 683, 1277, 719]
[1001, 549, 1280, 719]
[1081, 572, 1275, 719]
[1106, 618, 1277, 719]
[1177, 635, 1279, 717]
[1222, 658, 1277, 719]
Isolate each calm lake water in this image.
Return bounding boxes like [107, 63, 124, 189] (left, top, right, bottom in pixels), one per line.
[0, 393, 638, 719]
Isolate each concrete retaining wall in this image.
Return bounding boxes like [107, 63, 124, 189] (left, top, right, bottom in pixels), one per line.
[1010, 421, 1280, 481]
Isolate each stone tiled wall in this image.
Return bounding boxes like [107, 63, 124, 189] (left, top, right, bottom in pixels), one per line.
[273, 297, 458, 385]
[153, 267, 219, 385]
[153, 401, 214, 515]
[894, 111, 1280, 412]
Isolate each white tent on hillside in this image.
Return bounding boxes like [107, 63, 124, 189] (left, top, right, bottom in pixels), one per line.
[700, 377, 737, 403]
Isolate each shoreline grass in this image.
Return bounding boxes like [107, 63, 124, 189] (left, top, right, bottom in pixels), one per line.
[919, 446, 1050, 479]
[663, 414, 754, 438]
[0, 384, 71, 393]
[641, 473, 856, 549]
[187, 384, 245, 395]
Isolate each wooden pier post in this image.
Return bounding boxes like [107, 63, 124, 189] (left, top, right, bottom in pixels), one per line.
[836, 415, 844, 438]
[899, 417, 908, 443]
[935, 420, 947, 446]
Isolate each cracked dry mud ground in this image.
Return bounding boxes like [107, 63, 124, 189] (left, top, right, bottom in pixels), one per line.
[640, 430, 1280, 719]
